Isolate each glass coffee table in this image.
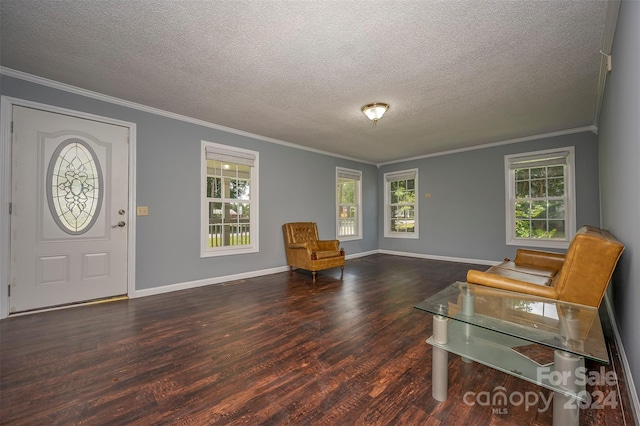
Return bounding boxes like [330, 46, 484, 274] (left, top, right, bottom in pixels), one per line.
[414, 281, 609, 426]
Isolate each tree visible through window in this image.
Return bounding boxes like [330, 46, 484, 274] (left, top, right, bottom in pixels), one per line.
[384, 169, 418, 238]
[514, 164, 565, 239]
[505, 148, 575, 248]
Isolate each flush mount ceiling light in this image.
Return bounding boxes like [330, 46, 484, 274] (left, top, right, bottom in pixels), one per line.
[361, 103, 389, 124]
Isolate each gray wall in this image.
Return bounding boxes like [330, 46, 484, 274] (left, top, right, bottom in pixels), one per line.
[0, 76, 379, 290]
[378, 132, 601, 261]
[598, 0, 640, 405]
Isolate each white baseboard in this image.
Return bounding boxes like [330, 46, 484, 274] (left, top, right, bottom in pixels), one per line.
[132, 249, 490, 299]
[377, 249, 500, 266]
[605, 294, 640, 425]
[132, 265, 289, 298]
[133, 250, 378, 298]
[346, 249, 379, 260]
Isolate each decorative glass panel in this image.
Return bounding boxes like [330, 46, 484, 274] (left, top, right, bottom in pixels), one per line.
[47, 139, 103, 235]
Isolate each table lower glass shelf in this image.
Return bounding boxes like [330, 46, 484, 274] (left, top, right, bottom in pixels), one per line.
[426, 319, 587, 402]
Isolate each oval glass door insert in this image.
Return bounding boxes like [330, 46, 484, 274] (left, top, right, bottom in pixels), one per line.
[47, 138, 104, 234]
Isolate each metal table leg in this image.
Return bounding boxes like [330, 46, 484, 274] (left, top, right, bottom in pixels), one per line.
[432, 314, 449, 401]
[552, 350, 582, 426]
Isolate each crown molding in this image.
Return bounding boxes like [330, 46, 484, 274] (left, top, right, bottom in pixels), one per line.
[0, 67, 376, 166]
[1, 67, 598, 169]
[377, 125, 598, 167]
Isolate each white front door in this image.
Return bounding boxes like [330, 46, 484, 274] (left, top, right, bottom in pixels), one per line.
[10, 105, 129, 313]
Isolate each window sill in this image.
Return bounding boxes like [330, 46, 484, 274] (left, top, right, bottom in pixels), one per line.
[201, 245, 259, 258]
[338, 235, 362, 242]
[384, 233, 419, 239]
[506, 238, 570, 250]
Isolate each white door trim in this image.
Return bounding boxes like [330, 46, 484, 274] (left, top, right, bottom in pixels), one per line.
[0, 96, 137, 319]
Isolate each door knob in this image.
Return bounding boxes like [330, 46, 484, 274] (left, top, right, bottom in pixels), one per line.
[112, 221, 126, 228]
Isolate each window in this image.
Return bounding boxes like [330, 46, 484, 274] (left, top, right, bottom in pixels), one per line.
[336, 168, 362, 240]
[201, 141, 258, 257]
[505, 147, 575, 248]
[384, 169, 418, 238]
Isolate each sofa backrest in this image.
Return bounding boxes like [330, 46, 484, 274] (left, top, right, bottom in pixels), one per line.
[552, 225, 624, 307]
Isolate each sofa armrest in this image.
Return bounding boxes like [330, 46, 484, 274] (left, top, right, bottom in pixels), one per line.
[466, 270, 560, 299]
[514, 249, 565, 272]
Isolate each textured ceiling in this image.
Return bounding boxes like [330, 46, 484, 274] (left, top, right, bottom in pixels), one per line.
[0, 1, 614, 164]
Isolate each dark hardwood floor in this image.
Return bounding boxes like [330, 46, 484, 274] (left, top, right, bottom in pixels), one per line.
[0, 254, 634, 425]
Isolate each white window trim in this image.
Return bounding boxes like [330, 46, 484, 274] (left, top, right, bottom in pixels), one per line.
[384, 168, 419, 239]
[504, 146, 575, 249]
[336, 167, 363, 241]
[201, 140, 259, 257]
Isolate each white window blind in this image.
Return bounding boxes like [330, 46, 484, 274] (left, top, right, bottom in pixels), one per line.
[205, 146, 256, 166]
[385, 170, 416, 182]
[508, 151, 569, 169]
[337, 170, 361, 181]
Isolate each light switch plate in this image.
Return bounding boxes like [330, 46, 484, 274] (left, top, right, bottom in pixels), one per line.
[137, 206, 149, 216]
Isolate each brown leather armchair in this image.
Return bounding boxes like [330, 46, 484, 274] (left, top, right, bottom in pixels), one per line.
[282, 222, 345, 282]
[466, 225, 624, 308]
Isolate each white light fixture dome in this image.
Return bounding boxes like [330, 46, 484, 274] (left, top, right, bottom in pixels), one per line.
[361, 103, 389, 123]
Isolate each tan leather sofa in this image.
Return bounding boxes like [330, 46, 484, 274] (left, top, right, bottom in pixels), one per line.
[282, 222, 345, 282]
[466, 225, 624, 308]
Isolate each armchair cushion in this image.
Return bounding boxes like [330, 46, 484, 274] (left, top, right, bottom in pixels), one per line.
[466, 225, 624, 307]
[315, 250, 342, 260]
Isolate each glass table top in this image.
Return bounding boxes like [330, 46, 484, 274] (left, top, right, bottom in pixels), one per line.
[414, 281, 608, 363]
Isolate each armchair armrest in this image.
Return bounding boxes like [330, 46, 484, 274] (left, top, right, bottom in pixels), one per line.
[514, 249, 565, 272]
[466, 270, 560, 299]
[287, 241, 319, 257]
[317, 239, 340, 251]
[288, 242, 312, 249]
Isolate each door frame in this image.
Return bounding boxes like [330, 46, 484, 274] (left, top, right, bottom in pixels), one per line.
[0, 96, 137, 319]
